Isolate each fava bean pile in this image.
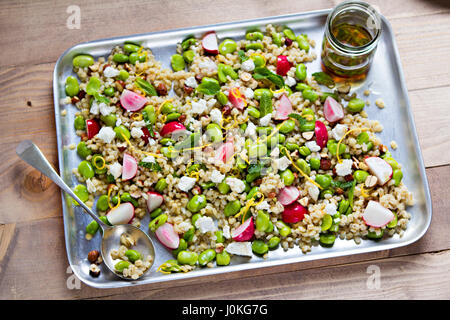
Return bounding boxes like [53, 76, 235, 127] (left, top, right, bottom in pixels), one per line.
[64, 24, 413, 276]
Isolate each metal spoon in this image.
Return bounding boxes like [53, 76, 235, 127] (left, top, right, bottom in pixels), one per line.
[16, 140, 155, 280]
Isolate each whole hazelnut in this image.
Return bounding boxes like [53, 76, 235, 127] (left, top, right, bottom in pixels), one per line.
[87, 250, 100, 263]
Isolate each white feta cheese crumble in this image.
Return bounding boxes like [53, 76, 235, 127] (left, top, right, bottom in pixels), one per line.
[115, 118, 122, 127]
[99, 103, 115, 116]
[210, 108, 222, 124]
[335, 159, 353, 177]
[191, 99, 207, 115]
[223, 225, 231, 239]
[90, 101, 100, 115]
[270, 147, 280, 158]
[308, 184, 320, 202]
[96, 126, 115, 143]
[177, 176, 197, 192]
[86, 178, 96, 193]
[255, 200, 270, 211]
[241, 59, 255, 72]
[141, 155, 155, 163]
[103, 66, 120, 78]
[147, 138, 156, 146]
[225, 242, 252, 257]
[109, 162, 122, 179]
[245, 121, 257, 138]
[285, 76, 296, 87]
[185, 76, 198, 88]
[210, 169, 225, 183]
[259, 114, 272, 126]
[225, 177, 246, 193]
[331, 124, 348, 141]
[131, 120, 146, 128]
[305, 141, 321, 152]
[206, 98, 217, 109]
[130, 127, 144, 139]
[199, 59, 217, 71]
[325, 202, 337, 216]
[244, 88, 254, 99]
[195, 216, 217, 234]
[274, 156, 291, 171]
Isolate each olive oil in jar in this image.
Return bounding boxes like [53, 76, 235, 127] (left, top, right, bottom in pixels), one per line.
[332, 23, 373, 48]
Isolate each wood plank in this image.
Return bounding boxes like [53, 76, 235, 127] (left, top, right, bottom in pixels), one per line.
[0, 0, 333, 68]
[0, 165, 447, 299]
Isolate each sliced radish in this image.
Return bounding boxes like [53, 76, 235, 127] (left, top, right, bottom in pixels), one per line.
[106, 203, 135, 225]
[202, 31, 219, 55]
[155, 223, 180, 249]
[276, 55, 292, 76]
[282, 202, 307, 223]
[324, 96, 344, 123]
[365, 157, 393, 185]
[232, 217, 255, 242]
[147, 191, 164, 212]
[215, 140, 234, 163]
[86, 119, 100, 139]
[274, 94, 293, 120]
[120, 89, 147, 112]
[228, 87, 246, 110]
[278, 186, 300, 206]
[315, 120, 328, 148]
[159, 121, 187, 137]
[362, 200, 394, 228]
[122, 153, 138, 181]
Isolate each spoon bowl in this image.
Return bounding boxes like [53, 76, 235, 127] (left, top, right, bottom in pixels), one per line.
[16, 140, 155, 280]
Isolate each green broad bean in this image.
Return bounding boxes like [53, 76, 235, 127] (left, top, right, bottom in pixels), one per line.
[278, 222, 291, 237]
[181, 37, 196, 51]
[114, 125, 131, 141]
[295, 63, 307, 81]
[320, 188, 334, 199]
[200, 182, 215, 190]
[100, 216, 111, 226]
[252, 240, 269, 255]
[216, 91, 229, 105]
[150, 208, 163, 219]
[77, 141, 91, 159]
[298, 146, 311, 157]
[217, 181, 230, 194]
[251, 54, 266, 67]
[319, 233, 336, 247]
[302, 88, 319, 102]
[224, 200, 241, 217]
[206, 123, 223, 143]
[120, 192, 138, 207]
[393, 169, 403, 186]
[285, 142, 299, 152]
[91, 154, 107, 174]
[309, 157, 321, 171]
[218, 63, 238, 83]
[216, 251, 231, 266]
[177, 250, 198, 266]
[271, 32, 282, 47]
[245, 42, 264, 51]
[364, 141, 374, 152]
[74, 116, 85, 130]
[296, 159, 311, 175]
[279, 119, 296, 134]
[321, 214, 333, 231]
[112, 53, 129, 63]
[114, 261, 131, 272]
[299, 120, 315, 132]
[338, 199, 350, 215]
[187, 195, 207, 213]
[182, 50, 195, 64]
[315, 174, 332, 189]
[85, 220, 99, 235]
[125, 249, 141, 263]
[123, 43, 140, 54]
[143, 105, 156, 124]
[296, 35, 310, 52]
[172, 238, 188, 257]
[385, 157, 400, 170]
[183, 227, 195, 243]
[129, 52, 146, 64]
[329, 223, 339, 233]
[256, 210, 271, 232]
[149, 214, 168, 232]
[191, 213, 202, 227]
[100, 114, 117, 127]
[73, 54, 94, 68]
[165, 112, 181, 122]
[117, 70, 129, 81]
[246, 187, 260, 200]
[280, 169, 295, 186]
[161, 146, 178, 159]
[219, 39, 237, 55]
[327, 139, 346, 156]
[282, 28, 296, 40]
[354, 170, 369, 183]
[267, 236, 280, 249]
[367, 229, 384, 240]
[171, 54, 186, 71]
[86, 77, 101, 95]
[247, 106, 261, 118]
[78, 160, 95, 179]
[160, 138, 175, 146]
[198, 249, 216, 267]
[161, 102, 176, 114]
[267, 133, 285, 148]
[215, 230, 224, 243]
[387, 212, 398, 229]
[72, 184, 89, 204]
[103, 87, 115, 97]
[96, 195, 109, 211]
[254, 88, 273, 100]
[246, 31, 264, 41]
[65, 76, 80, 97]
[347, 98, 365, 113]
[248, 142, 267, 158]
[356, 131, 370, 144]
[295, 83, 311, 92]
[155, 178, 168, 193]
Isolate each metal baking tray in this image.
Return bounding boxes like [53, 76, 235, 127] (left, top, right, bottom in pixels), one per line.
[53, 8, 432, 288]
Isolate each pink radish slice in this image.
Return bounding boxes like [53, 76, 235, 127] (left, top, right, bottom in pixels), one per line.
[120, 89, 147, 112]
[315, 120, 328, 148]
[106, 203, 135, 225]
[86, 119, 100, 139]
[274, 94, 293, 120]
[155, 223, 180, 249]
[147, 191, 164, 212]
[362, 200, 394, 227]
[282, 202, 307, 224]
[278, 186, 300, 206]
[201, 31, 219, 55]
[159, 121, 186, 137]
[228, 88, 246, 110]
[324, 96, 345, 123]
[215, 140, 235, 163]
[276, 55, 292, 76]
[232, 217, 255, 242]
[365, 157, 393, 185]
[122, 153, 138, 181]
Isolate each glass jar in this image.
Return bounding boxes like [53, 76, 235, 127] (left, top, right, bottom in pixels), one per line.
[321, 1, 382, 79]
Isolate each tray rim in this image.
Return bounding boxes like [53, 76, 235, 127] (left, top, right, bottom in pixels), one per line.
[53, 8, 433, 289]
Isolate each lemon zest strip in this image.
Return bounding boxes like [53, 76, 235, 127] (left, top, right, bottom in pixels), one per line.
[336, 127, 370, 164]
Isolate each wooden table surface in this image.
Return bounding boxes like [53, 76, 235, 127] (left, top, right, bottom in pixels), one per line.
[1, 0, 450, 300]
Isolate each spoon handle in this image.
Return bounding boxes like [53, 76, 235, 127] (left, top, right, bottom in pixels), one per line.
[16, 140, 106, 228]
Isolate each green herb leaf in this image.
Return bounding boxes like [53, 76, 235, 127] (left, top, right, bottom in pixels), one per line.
[253, 67, 284, 88]
[138, 160, 161, 171]
[312, 72, 335, 88]
[331, 180, 355, 190]
[238, 50, 249, 62]
[288, 113, 307, 126]
[93, 92, 110, 105]
[141, 110, 155, 137]
[135, 77, 158, 96]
